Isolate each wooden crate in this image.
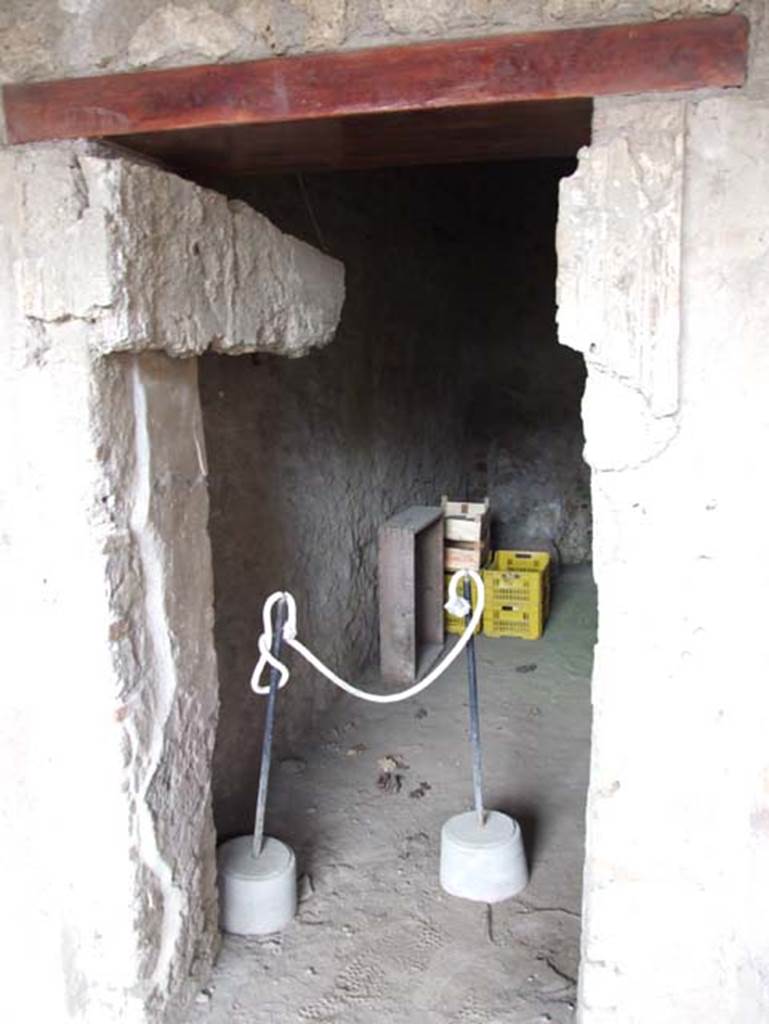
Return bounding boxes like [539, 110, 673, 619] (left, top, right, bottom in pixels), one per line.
[378, 505, 445, 685]
[442, 496, 490, 571]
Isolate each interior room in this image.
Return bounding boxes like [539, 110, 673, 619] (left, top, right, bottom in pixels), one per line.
[5, 12, 764, 1024]
[194, 155, 595, 1022]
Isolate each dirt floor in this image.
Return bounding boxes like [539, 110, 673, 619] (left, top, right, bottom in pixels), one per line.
[188, 565, 596, 1024]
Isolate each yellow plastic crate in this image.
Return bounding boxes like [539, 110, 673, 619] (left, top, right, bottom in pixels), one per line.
[444, 573, 481, 635]
[482, 550, 551, 640]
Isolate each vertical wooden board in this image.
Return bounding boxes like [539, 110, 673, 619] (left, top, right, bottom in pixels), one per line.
[416, 517, 446, 649]
[378, 525, 416, 685]
[378, 506, 444, 685]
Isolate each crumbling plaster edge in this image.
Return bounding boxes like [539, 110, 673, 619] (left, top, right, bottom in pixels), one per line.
[555, 95, 690, 474]
[12, 139, 346, 362]
[126, 358, 187, 997]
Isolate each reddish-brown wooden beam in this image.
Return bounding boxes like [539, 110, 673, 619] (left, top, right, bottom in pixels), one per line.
[3, 15, 747, 145]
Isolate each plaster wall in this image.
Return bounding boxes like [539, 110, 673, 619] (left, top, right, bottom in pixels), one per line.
[201, 160, 588, 839]
[558, 94, 769, 1022]
[0, 142, 342, 1023]
[0, 303, 218, 1022]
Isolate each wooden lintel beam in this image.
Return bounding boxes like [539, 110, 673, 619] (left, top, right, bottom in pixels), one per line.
[3, 15, 748, 145]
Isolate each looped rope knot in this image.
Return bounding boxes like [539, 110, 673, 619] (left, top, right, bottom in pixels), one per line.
[250, 591, 296, 694]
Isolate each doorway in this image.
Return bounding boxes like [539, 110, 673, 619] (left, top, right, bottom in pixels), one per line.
[196, 157, 594, 1022]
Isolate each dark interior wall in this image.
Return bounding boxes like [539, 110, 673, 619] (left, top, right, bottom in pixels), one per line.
[200, 160, 589, 838]
[201, 168, 472, 838]
[458, 163, 591, 561]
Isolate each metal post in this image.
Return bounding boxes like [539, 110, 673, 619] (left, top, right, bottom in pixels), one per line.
[464, 576, 486, 826]
[252, 596, 288, 858]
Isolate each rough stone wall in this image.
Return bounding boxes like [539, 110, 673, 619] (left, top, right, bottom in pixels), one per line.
[201, 167, 471, 840]
[199, 160, 587, 839]
[558, 94, 769, 1022]
[0, 141, 343, 1024]
[0, 0, 753, 89]
[11, 143, 343, 360]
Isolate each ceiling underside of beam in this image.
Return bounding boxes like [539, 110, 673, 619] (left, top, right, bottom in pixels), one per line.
[106, 99, 593, 176]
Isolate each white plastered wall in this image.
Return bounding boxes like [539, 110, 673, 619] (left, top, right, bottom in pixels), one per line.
[558, 94, 769, 1022]
[0, 142, 344, 1023]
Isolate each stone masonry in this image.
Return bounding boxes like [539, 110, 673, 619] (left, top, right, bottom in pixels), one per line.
[0, 141, 343, 1023]
[2, 1, 769, 1022]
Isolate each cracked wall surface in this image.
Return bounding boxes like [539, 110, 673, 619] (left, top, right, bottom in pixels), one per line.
[558, 94, 769, 1023]
[13, 143, 344, 359]
[0, 141, 343, 1024]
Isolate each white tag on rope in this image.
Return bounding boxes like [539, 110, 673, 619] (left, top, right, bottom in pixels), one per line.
[444, 593, 470, 618]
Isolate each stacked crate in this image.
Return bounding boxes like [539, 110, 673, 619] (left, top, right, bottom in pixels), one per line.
[441, 499, 551, 640]
[482, 550, 551, 640]
[441, 496, 488, 635]
[441, 496, 490, 572]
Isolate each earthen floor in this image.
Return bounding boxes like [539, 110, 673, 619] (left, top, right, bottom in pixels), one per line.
[188, 566, 596, 1024]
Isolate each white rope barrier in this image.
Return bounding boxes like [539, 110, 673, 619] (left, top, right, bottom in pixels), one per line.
[250, 569, 484, 705]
